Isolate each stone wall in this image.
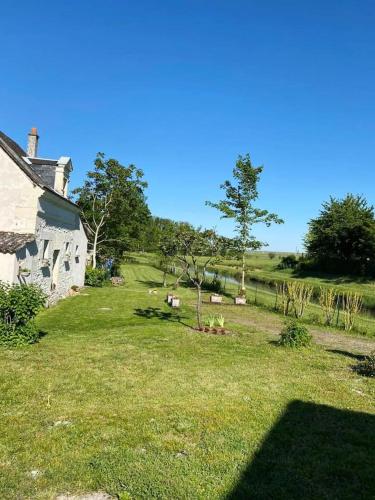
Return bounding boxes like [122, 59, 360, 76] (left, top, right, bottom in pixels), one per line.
[16, 191, 87, 303]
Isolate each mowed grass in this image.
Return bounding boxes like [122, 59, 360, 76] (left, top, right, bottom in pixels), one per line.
[0, 262, 374, 499]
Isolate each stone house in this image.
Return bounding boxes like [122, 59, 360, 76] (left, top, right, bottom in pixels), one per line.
[0, 128, 87, 303]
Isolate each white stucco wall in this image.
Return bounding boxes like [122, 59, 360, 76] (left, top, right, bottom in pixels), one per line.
[0, 253, 17, 283]
[0, 146, 88, 303]
[0, 147, 41, 233]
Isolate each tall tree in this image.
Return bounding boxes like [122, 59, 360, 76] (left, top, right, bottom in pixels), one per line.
[305, 194, 375, 276]
[207, 154, 283, 293]
[73, 153, 150, 268]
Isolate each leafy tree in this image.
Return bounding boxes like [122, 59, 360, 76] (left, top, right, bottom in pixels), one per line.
[305, 195, 375, 276]
[207, 154, 283, 293]
[174, 227, 231, 328]
[73, 153, 150, 267]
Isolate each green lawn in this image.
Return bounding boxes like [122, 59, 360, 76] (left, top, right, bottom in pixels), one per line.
[0, 261, 374, 499]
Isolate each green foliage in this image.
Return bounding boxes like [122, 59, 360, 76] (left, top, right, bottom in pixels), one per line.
[206, 315, 216, 328]
[0, 322, 39, 347]
[202, 273, 224, 294]
[207, 153, 283, 290]
[278, 254, 298, 269]
[85, 267, 108, 287]
[173, 226, 232, 328]
[0, 282, 46, 346]
[354, 351, 375, 377]
[279, 320, 312, 348]
[216, 314, 225, 328]
[73, 153, 150, 265]
[305, 194, 375, 276]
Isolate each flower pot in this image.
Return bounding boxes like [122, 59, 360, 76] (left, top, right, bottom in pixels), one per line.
[171, 297, 180, 308]
[210, 294, 223, 304]
[235, 296, 246, 305]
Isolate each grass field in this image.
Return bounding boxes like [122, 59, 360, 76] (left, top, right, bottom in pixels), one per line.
[0, 259, 374, 499]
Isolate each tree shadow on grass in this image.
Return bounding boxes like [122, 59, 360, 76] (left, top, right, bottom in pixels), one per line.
[225, 400, 375, 499]
[133, 307, 191, 328]
[136, 279, 164, 289]
[326, 349, 366, 361]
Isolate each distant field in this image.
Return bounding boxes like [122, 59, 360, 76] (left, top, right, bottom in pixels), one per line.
[208, 252, 375, 312]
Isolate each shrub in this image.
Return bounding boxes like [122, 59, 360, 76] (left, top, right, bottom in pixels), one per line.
[0, 282, 46, 346]
[85, 267, 108, 287]
[202, 273, 224, 294]
[0, 322, 39, 346]
[279, 320, 312, 348]
[354, 351, 375, 377]
[278, 254, 298, 269]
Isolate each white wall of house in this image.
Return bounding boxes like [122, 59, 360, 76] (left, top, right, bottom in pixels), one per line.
[0, 147, 41, 233]
[0, 253, 17, 283]
[0, 145, 87, 303]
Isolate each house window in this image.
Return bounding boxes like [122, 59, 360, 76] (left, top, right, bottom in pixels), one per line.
[51, 249, 60, 290]
[42, 240, 50, 259]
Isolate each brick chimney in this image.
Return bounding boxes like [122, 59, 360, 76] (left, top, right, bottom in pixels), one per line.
[27, 127, 39, 157]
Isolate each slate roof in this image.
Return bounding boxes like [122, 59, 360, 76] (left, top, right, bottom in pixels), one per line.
[0, 131, 78, 208]
[0, 231, 35, 254]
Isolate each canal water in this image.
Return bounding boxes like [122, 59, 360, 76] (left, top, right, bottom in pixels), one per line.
[205, 269, 375, 319]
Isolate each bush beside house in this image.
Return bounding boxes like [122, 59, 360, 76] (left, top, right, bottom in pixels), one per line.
[0, 282, 46, 346]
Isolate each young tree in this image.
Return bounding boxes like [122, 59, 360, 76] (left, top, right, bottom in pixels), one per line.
[174, 227, 230, 329]
[305, 194, 375, 276]
[158, 226, 178, 287]
[73, 153, 150, 268]
[207, 154, 283, 293]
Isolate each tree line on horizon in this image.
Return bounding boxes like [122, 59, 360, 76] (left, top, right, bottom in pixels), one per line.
[72, 152, 375, 278]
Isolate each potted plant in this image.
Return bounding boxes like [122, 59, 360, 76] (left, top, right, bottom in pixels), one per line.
[171, 296, 180, 308]
[210, 293, 223, 304]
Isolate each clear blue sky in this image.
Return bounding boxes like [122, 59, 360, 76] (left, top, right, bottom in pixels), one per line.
[1, 0, 374, 251]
